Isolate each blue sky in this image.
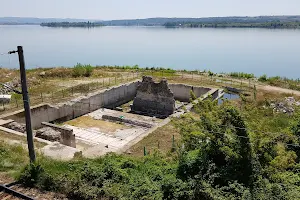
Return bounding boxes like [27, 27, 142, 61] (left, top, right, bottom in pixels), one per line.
[1, 0, 299, 20]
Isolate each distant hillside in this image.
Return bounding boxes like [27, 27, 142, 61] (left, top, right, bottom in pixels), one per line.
[99, 16, 300, 27]
[0, 17, 96, 25]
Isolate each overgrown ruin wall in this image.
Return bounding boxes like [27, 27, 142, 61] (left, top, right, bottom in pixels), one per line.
[132, 77, 175, 116]
[1, 82, 139, 129]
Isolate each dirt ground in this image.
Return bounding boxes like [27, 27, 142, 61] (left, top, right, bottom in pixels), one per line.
[260, 85, 300, 96]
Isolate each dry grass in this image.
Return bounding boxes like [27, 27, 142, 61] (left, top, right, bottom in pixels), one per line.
[128, 121, 181, 157]
[0, 131, 47, 149]
[64, 116, 130, 133]
[0, 68, 19, 83]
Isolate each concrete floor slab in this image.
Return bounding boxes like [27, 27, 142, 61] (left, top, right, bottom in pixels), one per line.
[41, 142, 81, 161]
[64, 118, 149, 157]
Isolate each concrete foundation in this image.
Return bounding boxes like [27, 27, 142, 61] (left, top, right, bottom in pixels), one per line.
[0, 81, 222, 129]
[0, 78, 224, 159]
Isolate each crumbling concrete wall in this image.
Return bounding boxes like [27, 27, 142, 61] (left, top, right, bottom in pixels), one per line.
[132, 76, 175, 116]
[169, 84, 211, 102]
[1, 81, 139, 129]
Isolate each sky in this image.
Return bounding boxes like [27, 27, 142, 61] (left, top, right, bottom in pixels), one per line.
[0, 0, 299, 20]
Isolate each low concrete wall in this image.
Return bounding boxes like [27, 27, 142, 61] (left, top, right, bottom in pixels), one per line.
[0, 81, 139, 129]
[169, 84, 211, 102]
[41, 122, 76, 148]
[211, 89, 223, 100]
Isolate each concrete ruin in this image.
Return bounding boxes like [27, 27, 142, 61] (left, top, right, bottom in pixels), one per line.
[131, 76, 175, 117]
[0, 78, 224, 160]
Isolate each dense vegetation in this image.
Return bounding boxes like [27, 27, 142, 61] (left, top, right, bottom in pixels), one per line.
[40, 22, 104, 28]
[9, 96, 300, 199]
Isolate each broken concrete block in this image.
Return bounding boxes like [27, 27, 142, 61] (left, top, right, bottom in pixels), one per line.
[36, 127, 61, 142]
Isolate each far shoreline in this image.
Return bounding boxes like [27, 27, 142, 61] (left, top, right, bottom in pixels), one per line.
[1, 24, 300, 30]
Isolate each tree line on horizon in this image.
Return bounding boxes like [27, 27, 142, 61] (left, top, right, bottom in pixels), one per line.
[40, 21, 104, 28]
[39, 16, 300, 29]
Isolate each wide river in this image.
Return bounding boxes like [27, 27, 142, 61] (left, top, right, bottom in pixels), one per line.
[0, 25, 299, 78]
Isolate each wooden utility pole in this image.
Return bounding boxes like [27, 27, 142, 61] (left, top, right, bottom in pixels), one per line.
[9, 46, 36, 162]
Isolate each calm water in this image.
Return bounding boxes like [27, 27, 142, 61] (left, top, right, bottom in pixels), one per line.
[0, 25, 299, 78]
[218, 93, 240, 105]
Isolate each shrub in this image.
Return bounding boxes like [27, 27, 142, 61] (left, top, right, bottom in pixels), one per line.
[18, 163, 45, 187]
[73, 63, 94, 77]
[190, 90, 197, 101]
[73, 63, 86, 77]
[84, 64, 93, 77]
[230, 72, 254, 79]
[258, 74, 268, 82]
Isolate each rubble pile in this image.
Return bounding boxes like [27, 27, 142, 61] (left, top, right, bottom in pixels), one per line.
[35, 127, 61, 142]
[0, 78, 20, 94]
[270, 97, 300, 114]
[4, 122, 26, 133]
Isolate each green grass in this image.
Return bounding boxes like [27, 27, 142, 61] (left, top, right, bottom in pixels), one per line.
[0, 140, 28, 177]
